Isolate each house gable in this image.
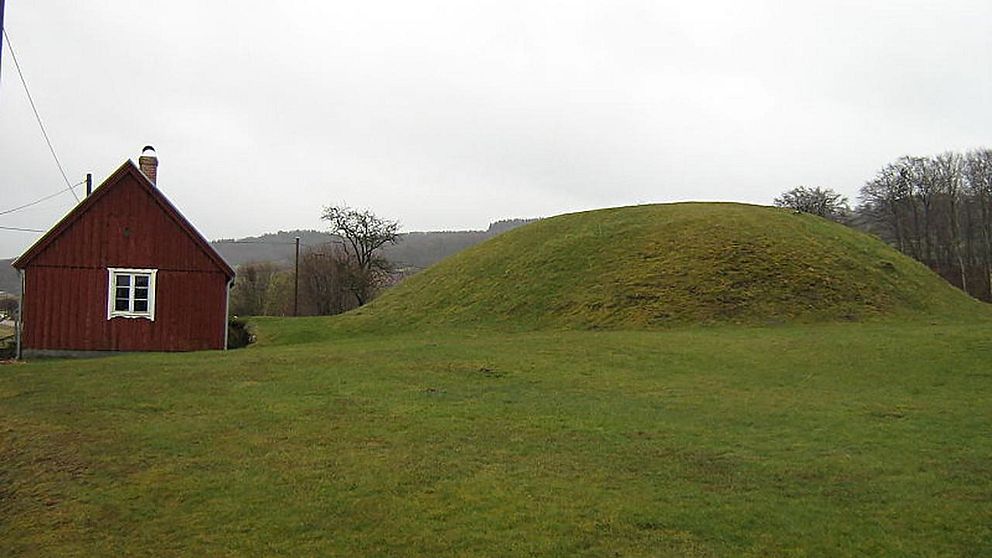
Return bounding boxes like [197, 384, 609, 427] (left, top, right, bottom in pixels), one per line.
[13, 161, 234, 278]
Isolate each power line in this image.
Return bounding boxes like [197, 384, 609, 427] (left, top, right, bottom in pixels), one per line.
[0, 225, 45, 233]
[214, 240, 299, 245]
[212, 239, 336, 247]
[211, 241, 341, 248]
[2, 27, 79, 202]
[0, 180, 85, 217]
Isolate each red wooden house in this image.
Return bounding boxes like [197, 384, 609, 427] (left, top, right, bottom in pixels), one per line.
[12, 148, 235, 357]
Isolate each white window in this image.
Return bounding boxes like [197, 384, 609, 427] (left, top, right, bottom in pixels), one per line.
[107, 268, 157, 320]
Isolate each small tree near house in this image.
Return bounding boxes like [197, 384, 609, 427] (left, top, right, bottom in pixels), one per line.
[321, 204, 400, 305]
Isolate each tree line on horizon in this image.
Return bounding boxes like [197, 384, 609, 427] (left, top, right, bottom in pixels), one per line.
[776, 148, 992, 301]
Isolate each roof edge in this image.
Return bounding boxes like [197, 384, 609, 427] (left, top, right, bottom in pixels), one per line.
[13, 160, 235, 279]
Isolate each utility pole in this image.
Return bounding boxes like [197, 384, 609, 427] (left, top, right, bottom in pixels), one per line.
[0, 0, 7, 89]
[293, 236, 300, 316]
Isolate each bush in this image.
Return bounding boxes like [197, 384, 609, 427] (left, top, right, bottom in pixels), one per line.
[0, 333, 15, 360]
[227, 318, 256, 349]
[774, 186, 849, 221]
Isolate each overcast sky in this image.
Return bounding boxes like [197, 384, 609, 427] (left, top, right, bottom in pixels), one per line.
[1, 0, 989, 258]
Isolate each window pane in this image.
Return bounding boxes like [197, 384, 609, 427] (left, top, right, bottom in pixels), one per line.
[116, 275, 131, 287]
[115, 298, 130, 311]
[134, 300, 148, 312]
[116, 287, 130, 299]
[135, 275, 149, 288]
[134, 288, 148, 301]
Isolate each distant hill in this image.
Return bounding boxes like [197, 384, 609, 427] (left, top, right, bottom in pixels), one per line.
[211, 219, 536, 270]
[0, 219, 536, 295]
[345, 203, 988, 329]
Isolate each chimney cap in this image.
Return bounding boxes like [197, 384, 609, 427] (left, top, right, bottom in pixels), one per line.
[141, 145, 157, 156]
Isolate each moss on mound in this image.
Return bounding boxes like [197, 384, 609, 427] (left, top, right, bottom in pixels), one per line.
[356, 203, 985, 329]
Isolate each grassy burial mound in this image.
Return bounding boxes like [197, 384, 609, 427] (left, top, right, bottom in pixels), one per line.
[358, 202, 984, 329]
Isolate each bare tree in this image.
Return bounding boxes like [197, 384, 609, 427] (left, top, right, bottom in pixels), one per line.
[321, 205, 399, 270]
[932, 152, 967, 291]
[320, 204, 399, 305]
[774, 186, 850, 220]
[964, 149, 992, 297]
[297, 245, 362, 315]
[860, 163, 908, 253]
[856, 148, 992, 300]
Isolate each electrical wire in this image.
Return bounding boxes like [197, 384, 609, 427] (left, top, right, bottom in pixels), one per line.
[215, 240, 299, 245]
[214, 240, 334, 247]
[0, 225, 45, 233]
[2, 28, 79, 202]
[0, 180, 85, 217]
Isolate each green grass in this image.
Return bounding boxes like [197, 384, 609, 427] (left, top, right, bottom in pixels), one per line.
[352, 203, 985, 329]
[2, 317, 991, 556]
[3, 203, 991, 555]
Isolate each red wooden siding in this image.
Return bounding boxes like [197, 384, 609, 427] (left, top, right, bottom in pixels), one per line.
[22, 267, 228, 351]
[16, 161, 233, 352]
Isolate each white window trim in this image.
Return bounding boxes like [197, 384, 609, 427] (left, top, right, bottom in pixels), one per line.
[107, 268, 158, 321]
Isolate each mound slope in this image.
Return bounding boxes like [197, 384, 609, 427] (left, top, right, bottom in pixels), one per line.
[357, 203, 985, 328]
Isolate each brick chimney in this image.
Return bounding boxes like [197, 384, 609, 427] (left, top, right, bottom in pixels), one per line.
[138, 145, 158, 185]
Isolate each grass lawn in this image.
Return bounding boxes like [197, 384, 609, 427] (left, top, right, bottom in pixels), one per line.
[2, 318, 991, 556]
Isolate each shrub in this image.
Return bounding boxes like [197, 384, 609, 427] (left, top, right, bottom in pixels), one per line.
[227, 318, 256, 349]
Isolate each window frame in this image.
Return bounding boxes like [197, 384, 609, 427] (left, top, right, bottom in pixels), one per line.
[107, 267, 158, 321]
